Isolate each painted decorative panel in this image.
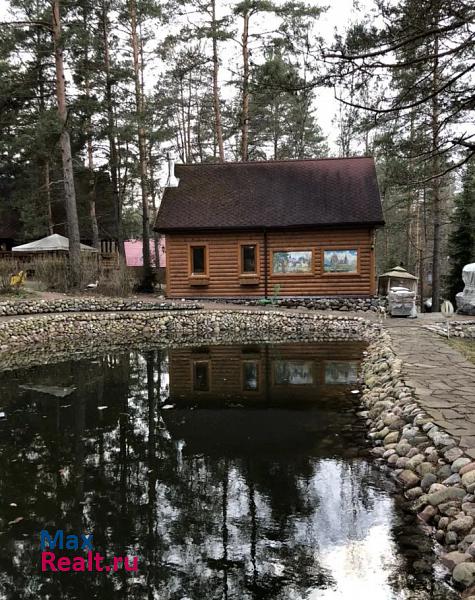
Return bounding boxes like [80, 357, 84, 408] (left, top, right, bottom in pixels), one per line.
[324, 361, 358, 384]
[323, 249, 358, 273]
[273, 360, 314, 385]
[272, 251, 312, 274]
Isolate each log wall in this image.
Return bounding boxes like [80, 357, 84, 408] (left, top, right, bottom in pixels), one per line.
[165, 228, 376, 297]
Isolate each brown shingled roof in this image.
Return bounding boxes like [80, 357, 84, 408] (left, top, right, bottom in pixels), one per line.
[155, 157, 384, 232]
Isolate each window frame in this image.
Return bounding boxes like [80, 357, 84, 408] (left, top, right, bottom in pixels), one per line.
[238, 242, 260, 276]
[188, 243, 209, 278]
[241, 359, 261, 392]
[192, 359, 211, 392]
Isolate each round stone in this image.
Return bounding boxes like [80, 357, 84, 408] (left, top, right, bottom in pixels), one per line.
[452, 562, 475, 587]
[462, 470, 475, 491]
[460, 463, 475, 476]
[441, 551, 472, 569]
[435, 529, 445, 542]
[384, 431, 400, 445]
[406, 487, 423, 500]
[444, 447, 465, 463]
[421, 473, 437, 492]
[427, 487, 466, 506]
[446, 531, 459, 545]
[439, 517, 450, 529]
[395, 442, 412, 457]
[417, 462, 436, 476]
[406, 454, 425, 470]
[443, 473, 462, 486]
[448, 516, 474, 535]
[419, 505, 437, 522]
[452, 457, 472, 473]
[398, 469, 420, 489]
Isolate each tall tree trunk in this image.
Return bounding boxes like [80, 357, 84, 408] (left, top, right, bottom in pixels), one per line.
[211, 0, 225, 162]
[36, 23, 53, 234]
[45, 160, 54, 235]
[196, 95, 204, 162]
[272, 100, 279, 159]
[431, 32, 441, 312]
[179, 80, 188, 162]
[129, 0, 153, 290]
[87, 135, 99, 250]
[186, 74, 193, 161]
[240, 9, 250, 161]
[101, 0, 124, 259]
[83, 28, 100, 250]
[146, 351, 157, 596]
[52, 0, 81, 287]
[148, 143, 160, 275]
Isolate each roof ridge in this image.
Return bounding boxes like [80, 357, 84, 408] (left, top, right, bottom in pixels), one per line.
[176, 156, 374, 167]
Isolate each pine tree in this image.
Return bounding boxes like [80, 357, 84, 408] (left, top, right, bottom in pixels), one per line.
[248, 46, 327, 160]
[52, 0, 82, 287]
[329, 0, 471, 310]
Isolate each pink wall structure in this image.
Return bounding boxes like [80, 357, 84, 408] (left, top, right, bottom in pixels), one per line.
[124, 239, 166, 268]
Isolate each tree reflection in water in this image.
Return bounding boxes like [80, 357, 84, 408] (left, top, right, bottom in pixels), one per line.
[0, 343, 458, 600]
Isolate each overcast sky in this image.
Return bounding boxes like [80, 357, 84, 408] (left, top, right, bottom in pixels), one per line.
[0, 0, 373, 153]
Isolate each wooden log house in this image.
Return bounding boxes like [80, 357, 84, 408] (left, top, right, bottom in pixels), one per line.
[155, 157, 384, 298]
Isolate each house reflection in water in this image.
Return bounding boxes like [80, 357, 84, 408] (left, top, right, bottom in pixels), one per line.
[169, 342, 366, 407]
[165, 342, 367, 457]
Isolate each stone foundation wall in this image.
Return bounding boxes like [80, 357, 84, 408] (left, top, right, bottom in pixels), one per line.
[0, 297, 201, 317]
[207, 296, 382, 312]
[426, 321, 475, 339]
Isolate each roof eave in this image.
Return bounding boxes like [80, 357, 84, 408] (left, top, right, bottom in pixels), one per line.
[154, 220, 385, 234]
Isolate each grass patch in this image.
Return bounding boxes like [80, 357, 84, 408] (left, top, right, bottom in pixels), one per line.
[448, 338, 475, 364]
[0, 289, 37, 300]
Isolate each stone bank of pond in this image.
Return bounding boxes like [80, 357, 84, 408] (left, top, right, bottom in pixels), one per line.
[0, 342, 458, 599]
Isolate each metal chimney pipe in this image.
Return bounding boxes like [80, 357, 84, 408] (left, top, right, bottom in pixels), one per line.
[166, 152, 179, 188]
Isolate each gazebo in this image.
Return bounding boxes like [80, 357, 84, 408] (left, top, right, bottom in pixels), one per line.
[378, 266, 418, 296]
[12, 233, 98, 254]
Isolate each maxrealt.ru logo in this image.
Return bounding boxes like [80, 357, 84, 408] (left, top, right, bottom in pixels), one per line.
[40, 530, 138, 572]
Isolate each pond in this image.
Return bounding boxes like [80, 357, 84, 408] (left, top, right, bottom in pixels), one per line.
[0, 342, 458, 599]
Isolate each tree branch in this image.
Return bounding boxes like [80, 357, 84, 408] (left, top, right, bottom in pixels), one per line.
[324, 19, 469, 61]
[334, 62, 474, 113]
[0, 20, 52, 30]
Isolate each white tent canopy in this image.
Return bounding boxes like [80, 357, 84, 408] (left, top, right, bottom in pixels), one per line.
[12, 234, 98, 253]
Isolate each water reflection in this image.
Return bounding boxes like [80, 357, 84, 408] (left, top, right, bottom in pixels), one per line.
[0, 343, 456, 599]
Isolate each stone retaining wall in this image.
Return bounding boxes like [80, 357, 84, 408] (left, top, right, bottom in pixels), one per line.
[0, 297, 201, 317]
[0, 310, 370, 372]
[361, 330, 475, 595]
[426, 320, 475, 339]
[206, 296, 382, 312]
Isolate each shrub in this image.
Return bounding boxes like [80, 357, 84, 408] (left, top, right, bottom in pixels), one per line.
[32, 254, 132, 297]
[33, 255, 70, 291]
[96, 263, 133, 297]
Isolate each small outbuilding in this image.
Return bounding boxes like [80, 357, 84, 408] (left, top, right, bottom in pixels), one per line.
[155, 157, 384, 299]
[377, 266, 418, 296]
[12, 234, 98, 254]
